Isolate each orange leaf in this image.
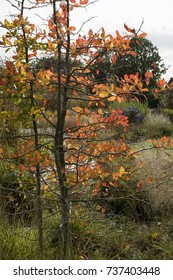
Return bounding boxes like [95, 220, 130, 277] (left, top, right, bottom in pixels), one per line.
[0, 78, 7, 85]
[138, 32, 147, 38]
[5, 61, 14, 72]
[124, 23, 135, 33]
[72, 106, 83, 113]
[145, 71, 153, 78]
[157, 79, 166, 88]
[44, 159, 50, 167]
[111, 54, 117, 64]
[19, 164, 27, 171]
[88, 29, 93, 37]
[119, 166, 126, 176]
[80, 0, 89, 4]
[10, 163, 16, 170]
[101, 27, 105, 38]
[30, 166, 35, 172]
[69, 26, 76, 32]
[98, 108, 103, 115]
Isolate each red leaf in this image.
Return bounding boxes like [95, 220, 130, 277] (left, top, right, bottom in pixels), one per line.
[124, 23, 135, 33]
[19, 164, 27, 171]
[111, 54, 117, 64]
[88, 28, 93, 37]
[80, 0, 89, 4]
[138, 32, 147, 38]
[101, 27, 105, 36]
[157, 79, 166, 88]
[145, 71, 153, 78]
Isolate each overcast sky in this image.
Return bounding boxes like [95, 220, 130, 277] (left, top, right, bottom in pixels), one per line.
[1, 0, 173, 81]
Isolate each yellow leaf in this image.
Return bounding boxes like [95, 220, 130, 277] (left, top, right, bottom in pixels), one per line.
[147, 177, 154, 183]
[10, 163, 16, 170]
[119, 166, 127, 176]
[68, 26, 76, 32]
[72, 106, 83, 113]
[99, 92, 109, 98]
[48, 40, 55, 50]
[3, 37, 12, 46]
[98, 108, 103, 115]
[108, 96, 116, 101]
[42, 185, 48, 192]
[20, 65, 26, 75]
[112, 172, 119, 180]
[137, 160, 143, 168]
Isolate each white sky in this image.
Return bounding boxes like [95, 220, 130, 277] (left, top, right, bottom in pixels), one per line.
[1, 0, 173, 81]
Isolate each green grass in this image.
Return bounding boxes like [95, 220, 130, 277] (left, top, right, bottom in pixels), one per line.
[1, 202, 173, 260]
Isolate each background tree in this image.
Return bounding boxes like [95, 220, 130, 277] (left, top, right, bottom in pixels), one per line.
[114, 37, 166, 87]
[90, 37, 166, 107]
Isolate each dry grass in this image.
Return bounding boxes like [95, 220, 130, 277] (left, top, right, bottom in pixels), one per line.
[134, 142, 173, 214]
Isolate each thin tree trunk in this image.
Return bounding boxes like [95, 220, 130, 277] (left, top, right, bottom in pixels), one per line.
[53, 0, 71, 259]
[20, 0, 43, 255]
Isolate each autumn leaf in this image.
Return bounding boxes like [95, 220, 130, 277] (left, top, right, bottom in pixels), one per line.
[101, 27, 105, 38]
[0, 78, 7, 85]
[68, 26, 76, 32]
[145, 71, 153, 78]
[111, 53, 117, 64]
[138, 32, 147, 38]
[157, 79, 166, 88]
[98, 108, 103, 115]
[112, 172, 119, 180]
[10, 163, 16, 170]
[99, 92, 109, 98]
[19, 164, 27, 171]
[119, 166, 127, 176]
[44, 159, 51, 167]
[48, 40, 55, 50]
[3, 37, 12, 46]
[72, 106, 83, 113]
[108, 96, 116, 102]
[124, 23, 135, 33]
[88, 29, 93, 37]
[42, 184, 48, 192]
[145, 71, 153, 85]
[80, 0, 89, 4]
[5, 61, 15, 73]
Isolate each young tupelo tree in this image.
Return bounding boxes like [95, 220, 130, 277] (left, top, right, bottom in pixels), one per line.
[0, 0, 157, 258]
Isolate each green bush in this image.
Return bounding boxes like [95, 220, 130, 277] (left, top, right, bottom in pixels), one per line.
[143, 114, 173, 138]
[0, 163, 36, 223]
[123, 113, 173, 142]
[159, 87, 173, 122]
[110, 100, 150, 117]
[161, 108, 173, 123]
[93, 155, 155, 222]
[0, 118, 19, 146]
[98, 179, 154, 222]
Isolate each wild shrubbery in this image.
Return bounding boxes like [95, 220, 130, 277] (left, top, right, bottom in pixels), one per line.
[0, 163, 36, 224]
